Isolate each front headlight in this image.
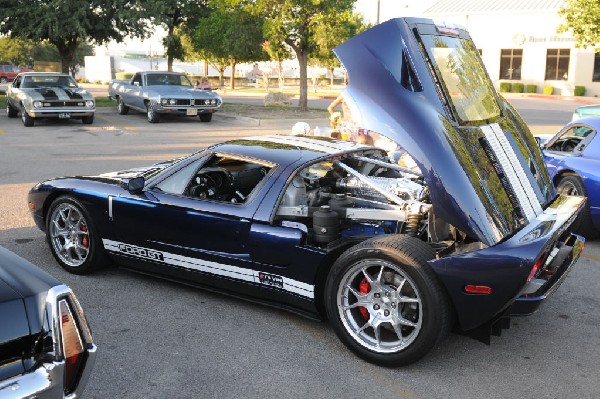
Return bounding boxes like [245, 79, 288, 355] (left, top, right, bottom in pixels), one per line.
[169, 99, 176, 105]
[161, 98, 168, 105]
[85, 100, 94, 107]
[33, 101, 42, 108]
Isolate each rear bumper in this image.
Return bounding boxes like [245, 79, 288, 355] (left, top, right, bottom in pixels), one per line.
[510, 233, 584, 315]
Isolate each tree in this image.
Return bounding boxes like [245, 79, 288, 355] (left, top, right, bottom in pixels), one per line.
[147, 0, 210, 71]
[251, 0, 355, 111]
[31, 41, 95, 76]
[558, 0, 600, 48]
[261, 41, 292, 91]
[0, 37, 35, 66]
[192, 3, 267, 89]
[0, 0, 150, 74]
[311, 10, 369, 86]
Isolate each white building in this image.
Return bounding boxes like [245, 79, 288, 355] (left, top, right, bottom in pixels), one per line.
[423, 0, 600, 96]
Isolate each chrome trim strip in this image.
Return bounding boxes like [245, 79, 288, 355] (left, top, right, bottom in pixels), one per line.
[108, 195, 113, 220]
[102, 238, 315, 299]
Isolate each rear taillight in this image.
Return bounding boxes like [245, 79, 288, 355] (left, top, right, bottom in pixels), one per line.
[527, 254, 547, 283]
[59, 299, 85, 394]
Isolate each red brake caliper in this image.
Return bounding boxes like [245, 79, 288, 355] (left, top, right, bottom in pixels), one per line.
[358, 277, 370, 320]
[81, 224, 89, 248]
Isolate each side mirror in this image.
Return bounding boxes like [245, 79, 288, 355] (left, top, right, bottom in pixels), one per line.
[124, 176, 145, 194]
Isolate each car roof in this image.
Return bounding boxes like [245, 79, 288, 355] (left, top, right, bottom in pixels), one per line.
[18, 72, 71, 77]
[211, 135, 373, 166]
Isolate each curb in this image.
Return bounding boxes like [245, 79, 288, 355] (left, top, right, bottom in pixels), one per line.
[502, 92, 599, 105]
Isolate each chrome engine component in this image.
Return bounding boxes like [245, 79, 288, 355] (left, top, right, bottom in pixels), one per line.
[337, 176, 426, 202]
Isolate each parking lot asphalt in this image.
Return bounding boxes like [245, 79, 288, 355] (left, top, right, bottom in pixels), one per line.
[1, 101, 599, 399]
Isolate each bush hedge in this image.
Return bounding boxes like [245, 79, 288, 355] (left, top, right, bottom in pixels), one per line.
[499, 82, 511, 93]
[543, 85, 554, 95]
[512, 83, 524, 93]
[574, 86, 586, 96]
[525, 84, 537, 93]
[115, 72, 134, 80]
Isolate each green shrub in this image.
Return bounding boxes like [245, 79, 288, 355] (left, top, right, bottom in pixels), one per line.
[543, 85, 554, 95]
[512, 83, 524, 93]
[499, 82, 511, 92]
[115, 72, 134, 80]
[525, 84, 537, 93]
[574, 86, 586, 96]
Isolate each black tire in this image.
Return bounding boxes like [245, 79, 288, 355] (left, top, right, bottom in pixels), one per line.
[21, 106, 34, 127]
[82, 115, 94, 124]
[117, 97, 129, 115]
[199, 113, 213, 122]
[147, 103, 160, 123]
[325, 235, 452, 367]
[46, 196, 108, 274]
[6, 100, 17, 118]
[556, 174, 598, 238]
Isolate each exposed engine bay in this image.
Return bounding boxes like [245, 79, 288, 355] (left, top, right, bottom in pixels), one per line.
[275, 149, 480, 256]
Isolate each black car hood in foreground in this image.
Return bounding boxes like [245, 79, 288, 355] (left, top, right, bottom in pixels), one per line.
[0, 246, 59, 348]
[335, 18, 554, 246]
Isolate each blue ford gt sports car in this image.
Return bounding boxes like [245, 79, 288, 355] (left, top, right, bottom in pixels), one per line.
[542, 117, 600, 237]
[28, 18, 585, 367]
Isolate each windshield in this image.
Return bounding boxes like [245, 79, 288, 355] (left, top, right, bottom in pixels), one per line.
[22, 75, 78, 89]
[146, 74, 193, 87]
[421, 34, 501, 124]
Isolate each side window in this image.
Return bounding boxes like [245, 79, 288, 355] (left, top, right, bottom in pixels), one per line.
[546, 125, 596, 153]
[132, 74, 142, 86]
[154, 153, 273, 204]
[13, 76, 21, 88]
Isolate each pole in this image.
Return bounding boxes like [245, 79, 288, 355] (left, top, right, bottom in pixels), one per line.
[376, 0, 380, 24]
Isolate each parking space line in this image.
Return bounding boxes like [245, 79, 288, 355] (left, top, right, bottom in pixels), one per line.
[95, 114, 140, 131]
[583, 253, 600, 263]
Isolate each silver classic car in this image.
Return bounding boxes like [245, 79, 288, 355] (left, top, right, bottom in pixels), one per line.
[108, 71, 222, 123]
[6, 72, 95, 127]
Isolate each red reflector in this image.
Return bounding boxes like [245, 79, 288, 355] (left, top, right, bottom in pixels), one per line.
[464, 285, 492, 294]
[527, 257, 545, 283]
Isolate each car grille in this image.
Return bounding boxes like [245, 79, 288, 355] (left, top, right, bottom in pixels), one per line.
[42, 101, 87, 107]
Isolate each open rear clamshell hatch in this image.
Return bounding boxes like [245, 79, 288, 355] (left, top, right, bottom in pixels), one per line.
[334, 18, 556, 245]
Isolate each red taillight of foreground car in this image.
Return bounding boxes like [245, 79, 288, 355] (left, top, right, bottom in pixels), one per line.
[527, 254, 548, 284]
[59, 299, 85, 394]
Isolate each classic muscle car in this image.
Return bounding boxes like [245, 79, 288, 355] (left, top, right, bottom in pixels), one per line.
[0, 245, 96, 398]
[6, 72, 95, 127]
[28, 18, 585, 366]
[108, 71, 222, 123]
[542, 117, 600, 237]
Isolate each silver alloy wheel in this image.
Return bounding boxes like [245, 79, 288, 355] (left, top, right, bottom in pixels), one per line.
[49, 202, 90, 267]
[337, 259, 422, 353]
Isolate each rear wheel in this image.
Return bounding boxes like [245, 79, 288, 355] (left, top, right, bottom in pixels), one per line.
[147, 103, 160, 123]
[21, 105, 34, 127]
[117, 97, 129, 115]
[325, 235, 452, 367]
[46, 196, 107, 274]
[6, 101, 17, 118]
[82, 115, 94, 124]
[199, 113, 213, 122]
[556, 174, 598, 238]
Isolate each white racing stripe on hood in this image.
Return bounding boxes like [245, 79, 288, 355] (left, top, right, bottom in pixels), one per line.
[102, 239, 315, 299]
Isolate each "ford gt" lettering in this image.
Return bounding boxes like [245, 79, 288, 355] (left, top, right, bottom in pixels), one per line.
[118, 243, 164, 261]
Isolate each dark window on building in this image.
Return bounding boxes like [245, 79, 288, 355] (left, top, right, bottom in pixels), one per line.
[545, 49, 570, 80]
[593, 52, 600, 82]
[499, 49, 522, 80]
[478, 49, 483, 56]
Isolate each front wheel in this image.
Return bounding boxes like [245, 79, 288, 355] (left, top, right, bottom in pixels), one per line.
[46, 196, 107, 274]
[199, 113, 213, 122]
[325, 235, 452, 367]
[21, 106, 34, 127]
[147, 103, 160, 123]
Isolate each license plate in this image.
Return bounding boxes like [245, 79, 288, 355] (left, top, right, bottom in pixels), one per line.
[186, 108, 198, 116]
[58, 112, 70, 119]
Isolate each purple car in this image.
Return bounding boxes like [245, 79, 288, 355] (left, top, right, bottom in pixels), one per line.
[542, 117, 600, 237]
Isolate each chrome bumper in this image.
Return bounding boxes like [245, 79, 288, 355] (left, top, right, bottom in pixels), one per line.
[28, 109, 95, 118]
[0, 344, 97, 399]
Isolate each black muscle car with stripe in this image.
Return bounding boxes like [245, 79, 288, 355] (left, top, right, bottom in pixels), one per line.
[27, 18, 586, 366]
[6, 72, 95, 127]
